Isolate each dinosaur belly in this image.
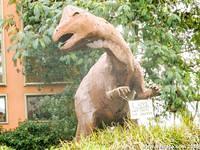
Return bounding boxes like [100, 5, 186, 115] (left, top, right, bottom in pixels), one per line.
[75, 53, 129, 124]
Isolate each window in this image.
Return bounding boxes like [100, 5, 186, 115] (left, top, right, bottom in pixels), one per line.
[0, 95, 7, 123]
[26, 95, 54, 120]
[25, 56, 67, 84]
[0, 0, 6, 84]
[23, 41, 68, 84]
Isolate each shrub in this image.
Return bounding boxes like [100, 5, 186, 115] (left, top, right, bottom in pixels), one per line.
[0, 121, 59, 150]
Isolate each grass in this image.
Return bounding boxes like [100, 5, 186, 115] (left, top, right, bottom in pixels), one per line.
[1, 120, 199, 150]
[55, 120, 200, 150]
[0, 146, 13, 150]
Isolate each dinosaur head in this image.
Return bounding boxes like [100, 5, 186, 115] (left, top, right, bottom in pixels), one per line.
[52, 5, 126, 51]
[52, 5, 86, 50]
[52, 5, 135, 75]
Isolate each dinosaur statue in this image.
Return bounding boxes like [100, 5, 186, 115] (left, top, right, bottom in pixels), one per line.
[52, 5, 160, 140]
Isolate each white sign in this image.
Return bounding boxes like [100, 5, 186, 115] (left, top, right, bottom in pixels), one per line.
[128, 99, 154, 119]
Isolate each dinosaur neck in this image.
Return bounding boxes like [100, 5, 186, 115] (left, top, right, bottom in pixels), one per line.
[87, 39, 130, 71]
[87, 39, 135, 86]
[87, 39, 134, 61]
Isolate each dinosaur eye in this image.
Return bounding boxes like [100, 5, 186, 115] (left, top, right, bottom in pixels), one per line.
[72, 12, 80, 16]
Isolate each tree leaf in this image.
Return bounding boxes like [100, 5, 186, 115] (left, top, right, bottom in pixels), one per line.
[33, 39, 39, 49]
[34, 4, 40, 20]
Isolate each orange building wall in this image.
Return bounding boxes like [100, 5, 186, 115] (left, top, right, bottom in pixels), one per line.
[0, 0, 65, 130]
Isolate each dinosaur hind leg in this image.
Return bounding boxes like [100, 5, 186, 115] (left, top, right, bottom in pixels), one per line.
[75, 113, 97, 141]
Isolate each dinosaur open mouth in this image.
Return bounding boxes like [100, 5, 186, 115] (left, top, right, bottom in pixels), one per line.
[58, 33, 74, 45]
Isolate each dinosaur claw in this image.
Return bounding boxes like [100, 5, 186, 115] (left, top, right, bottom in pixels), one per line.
[106, 86, 136, 101]
[151, 85, 161, 96]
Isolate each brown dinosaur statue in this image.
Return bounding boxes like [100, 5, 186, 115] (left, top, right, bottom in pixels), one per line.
[52, 5, 160, 140]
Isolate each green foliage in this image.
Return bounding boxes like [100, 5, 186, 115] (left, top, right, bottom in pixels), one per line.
[57, 120, 200, 149]
[7, 0, 199, 113]
[1, 2, 199, 148]
[0, 121, 61, 150]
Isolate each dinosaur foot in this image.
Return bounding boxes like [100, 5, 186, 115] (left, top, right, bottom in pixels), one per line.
[106, 86, 136, 101]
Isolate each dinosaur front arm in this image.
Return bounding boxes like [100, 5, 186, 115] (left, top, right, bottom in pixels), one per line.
[106, 86, 160, 101]
[106, 86, 136, 101]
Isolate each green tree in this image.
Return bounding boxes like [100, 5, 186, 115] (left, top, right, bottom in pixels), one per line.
[7, 0, 199, 113]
